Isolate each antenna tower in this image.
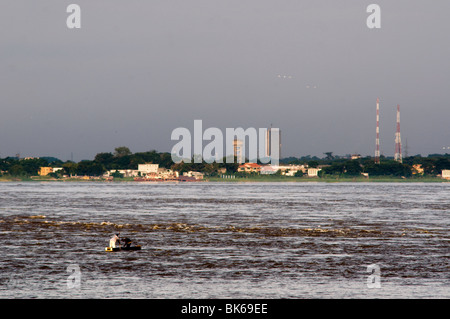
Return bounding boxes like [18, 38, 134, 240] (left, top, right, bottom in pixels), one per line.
[375, 98, 380, 164]
[394, 104, 402, 163]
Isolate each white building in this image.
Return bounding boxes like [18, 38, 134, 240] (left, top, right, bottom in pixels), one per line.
[260, 165, 279, 175]
[307, 167, 322, 177]
[105, 169, 139, 177]
[158, 168, 179, 179]
[138, 163, 159, 175]
[442, 170, 450, 180]
[279, 165, 305, 176]
[183, 171, 204, 180]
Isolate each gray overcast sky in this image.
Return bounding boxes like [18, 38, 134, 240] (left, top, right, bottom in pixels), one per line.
[1, 1, 449, 161]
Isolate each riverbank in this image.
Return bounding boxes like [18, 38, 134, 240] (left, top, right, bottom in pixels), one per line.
[1, 175, 449, 183]
[208, 176, 449, 183]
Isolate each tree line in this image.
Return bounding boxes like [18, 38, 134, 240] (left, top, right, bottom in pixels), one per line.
[1, 147, 450, 178]
[0, 147, 240, 177]
[291, 154, 450, 178]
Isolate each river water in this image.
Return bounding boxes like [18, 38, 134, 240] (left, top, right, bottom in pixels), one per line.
[0, 182, 448, 299]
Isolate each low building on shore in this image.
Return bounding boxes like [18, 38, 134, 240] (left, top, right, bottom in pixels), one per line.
[279, 165, 306, 176]
[105, 169, 139, 178]
[238, 163, 262, 173]
[159, 168, 179, 179]
[260, 165, 278, 175]
[442, 170, 450, 180]
[138, 163, 159, 175]
[183, 171, 204, 180]
[307, 167, 322, 177]
[104, 165, 179, 180]
[412, 164, 424, 175]
[38, 167, 63, 176]
[39, 167, 53, 176]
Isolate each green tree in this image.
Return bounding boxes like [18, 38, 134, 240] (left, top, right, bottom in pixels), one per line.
[324, 152, 334, 160]
[344, 160, 363, 176]
[63, 162, 78, 176]
[294, 170, 304, 177]
[308, 160, 319, 168]
[221, 156, 239, 174]
[9, 164, 25, 176]
[114, 146, 132, 157]
[159, 152, 174, 168]
[110, 170, 124, 178]
[113, 155, 132, 168]
[21, 158, 48, 176]
[94, 152, 114, 167]
[435, 158, 450, 172]
[76, 161, 105, 176]
[420, 158, 437, 176]
[365, 161, 412, 177]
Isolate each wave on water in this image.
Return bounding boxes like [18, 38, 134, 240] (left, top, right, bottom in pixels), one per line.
[1, 215, 446, 239]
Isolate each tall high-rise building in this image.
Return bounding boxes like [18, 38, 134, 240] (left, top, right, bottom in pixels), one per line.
[233, 138, 244, 163]
[265, 126, 281, 160]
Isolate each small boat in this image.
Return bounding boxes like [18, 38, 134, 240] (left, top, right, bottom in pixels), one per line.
[105, 245, 142, 252]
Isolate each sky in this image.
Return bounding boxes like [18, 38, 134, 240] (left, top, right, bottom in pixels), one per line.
[1, 0, 449, 162]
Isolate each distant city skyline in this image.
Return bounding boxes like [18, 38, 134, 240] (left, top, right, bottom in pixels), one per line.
[1, 1, 449, 162]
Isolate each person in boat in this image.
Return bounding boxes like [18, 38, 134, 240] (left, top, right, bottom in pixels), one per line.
[122, 237, 132, 248]
[109, 233, 120, 248]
